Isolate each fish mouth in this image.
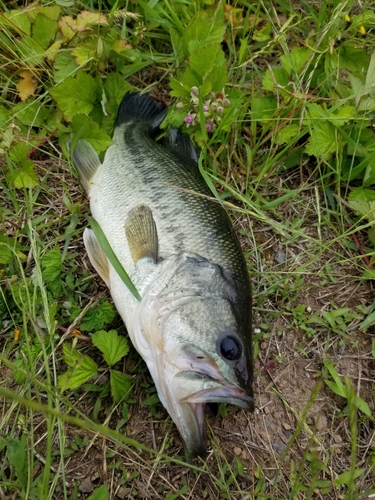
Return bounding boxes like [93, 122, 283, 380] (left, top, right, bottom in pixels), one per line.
[172, 371, 254, 456]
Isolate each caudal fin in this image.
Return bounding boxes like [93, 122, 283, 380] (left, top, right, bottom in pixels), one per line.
[115, 92, 167, 129]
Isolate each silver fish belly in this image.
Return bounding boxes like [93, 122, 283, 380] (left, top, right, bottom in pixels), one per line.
[72, 92, 254, 456]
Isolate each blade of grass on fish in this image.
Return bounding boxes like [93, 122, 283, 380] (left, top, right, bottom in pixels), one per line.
[87, 216, 141, 301]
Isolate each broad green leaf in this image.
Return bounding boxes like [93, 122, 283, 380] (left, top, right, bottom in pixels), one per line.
[59, 345, 98, 390]
[104, 73, 133, 104]
[9, 142, 29, 163]
[34, 5, 61, 21]
[335, 468, 366, 486]
[92, 330, 129, 367]
[32, 13, 57, 49]
[348, 188, 375, 221]
[169, 76, 191, 99]
[13, 100, 48, 127]
[53, 52, 78, 83]
[183, 12, 225, 58]
[50, 71, 97, 121]
[110, 370, 133, 403]
[350, 9, 375, 31]
[305, 122, 337, 158]
[7, 438, 27, 490]
[190, 44, 219, 79]
[281, 47, 311, 74]
[62, 342, 82, 367]
[7, 10, 31, 35]
[41, 247, 62, 282]
[71, 115, 112, 153]
[262, 67, 289, 92]
[365, 52, 375, 91]
[209, 49, 227, 92]
[71, 46, 95, 65]
[329, 105, 355, 127]
[363, 163, 375, 186]
[251, 95, 277, 123]
[336, 44, 370, 72]
[0, 105, 11, 129]
[80, 301, 116, 332]
[41, 246, 63, 297]
[7, 163, 39, 189]
[0, 243, 12, 264]
[87, 485, 109, 500]
[275, 124, 300, 145]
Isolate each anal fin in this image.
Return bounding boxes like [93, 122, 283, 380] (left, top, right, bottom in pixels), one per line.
[83, 228, 110, 286]
[125, 205, 158, 265]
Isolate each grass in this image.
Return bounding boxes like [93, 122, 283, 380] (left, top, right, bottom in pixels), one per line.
[0, 0, 375, 498]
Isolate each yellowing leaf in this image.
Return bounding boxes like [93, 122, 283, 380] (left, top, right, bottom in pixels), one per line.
[71, 46, 95, 65]
[76, 11, 108, 31]
[44, 39, 63, 63]
[16, 71, 38, 102]
[58, 16, 76, 39]
[58, 12, 108, 38]
[111, 38, 132, 54]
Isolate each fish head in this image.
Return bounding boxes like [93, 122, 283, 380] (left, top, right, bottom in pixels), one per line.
[137, 254, 253, 456]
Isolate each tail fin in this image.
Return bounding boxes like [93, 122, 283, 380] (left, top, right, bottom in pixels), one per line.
[115, 92, 167, 129]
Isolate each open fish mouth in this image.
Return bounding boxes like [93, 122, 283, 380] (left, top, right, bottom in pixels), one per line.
[172, 370, 254, 456]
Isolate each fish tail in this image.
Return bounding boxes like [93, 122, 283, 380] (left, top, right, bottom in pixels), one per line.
[115, 92, 167, 129]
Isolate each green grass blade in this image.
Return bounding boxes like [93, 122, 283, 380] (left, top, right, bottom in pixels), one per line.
[87, 216, 141, 301]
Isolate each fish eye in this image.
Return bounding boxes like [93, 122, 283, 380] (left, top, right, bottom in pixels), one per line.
[220, 336, 242, 361]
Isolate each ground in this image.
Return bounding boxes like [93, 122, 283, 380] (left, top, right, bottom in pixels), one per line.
[1, 155, 373, 499]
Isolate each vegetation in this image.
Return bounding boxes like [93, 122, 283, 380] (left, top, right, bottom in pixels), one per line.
[0, 0, 374, 498]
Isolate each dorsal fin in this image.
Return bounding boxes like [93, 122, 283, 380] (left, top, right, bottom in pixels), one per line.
[115, 92, 167, 129]
[124, 204, 158, 265]
[160, 128, 199, 164]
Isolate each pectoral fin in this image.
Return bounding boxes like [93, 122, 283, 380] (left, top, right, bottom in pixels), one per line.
[70, 140, 101, 193]
[125, 205, 158, 264]
[83, 228, 110, 286]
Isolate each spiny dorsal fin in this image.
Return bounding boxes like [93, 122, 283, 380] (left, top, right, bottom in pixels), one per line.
[160, 128, 199, 164]
[115, 92, 167, 129]
[125, 205, 158, 265]
[83, 228, 110, 286]
[70, 140, 101, 193]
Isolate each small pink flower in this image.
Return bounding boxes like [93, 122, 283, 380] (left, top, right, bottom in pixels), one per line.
[203, 105, 209, 111]
[205, 123, 213, 132]
[185, 115, 193, 124]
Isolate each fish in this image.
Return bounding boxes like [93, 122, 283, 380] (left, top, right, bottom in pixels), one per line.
[71, 92, 254, 456]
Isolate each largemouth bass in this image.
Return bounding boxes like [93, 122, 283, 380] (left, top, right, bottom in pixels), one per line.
[72, 92, 254, 456]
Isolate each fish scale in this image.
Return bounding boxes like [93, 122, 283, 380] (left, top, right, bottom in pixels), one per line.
[95, 124, 248, 287]
[72, 92, 254, 456]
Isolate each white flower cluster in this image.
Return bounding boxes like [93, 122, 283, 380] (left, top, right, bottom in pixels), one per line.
[176, 87, 230, 132]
